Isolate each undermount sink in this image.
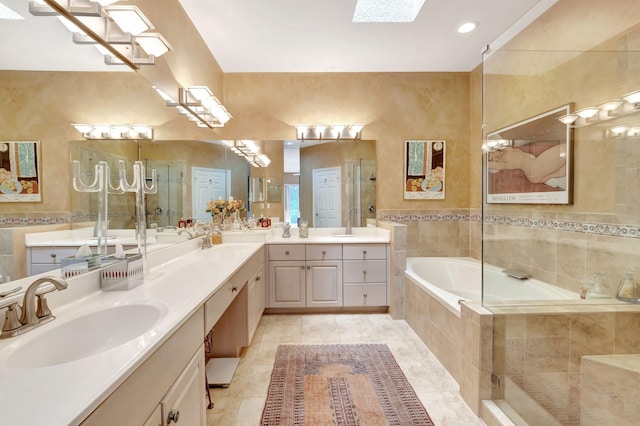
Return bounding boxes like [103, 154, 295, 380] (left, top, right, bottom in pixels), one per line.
[331, 234, 356, 238]
[4, 302, 167, 369]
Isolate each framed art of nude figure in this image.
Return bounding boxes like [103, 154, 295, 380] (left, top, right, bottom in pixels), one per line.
[485, 105, 573, 204]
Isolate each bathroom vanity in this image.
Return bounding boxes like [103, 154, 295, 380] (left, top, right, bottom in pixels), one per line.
[0, 226, 388, 425]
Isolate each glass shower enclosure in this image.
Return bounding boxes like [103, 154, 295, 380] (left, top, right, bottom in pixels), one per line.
[482, 1, 640, 424]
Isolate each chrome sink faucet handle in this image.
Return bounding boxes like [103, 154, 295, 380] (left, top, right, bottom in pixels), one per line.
[19, 276, 69, 328]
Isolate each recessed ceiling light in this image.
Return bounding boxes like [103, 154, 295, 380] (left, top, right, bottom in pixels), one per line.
[457, 21, 478, 34]
[353, 0, 426, 23]
[0, 2, 24, 20]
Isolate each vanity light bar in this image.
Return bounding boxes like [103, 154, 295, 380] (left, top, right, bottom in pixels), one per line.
[295, 124, 364, 141]
[72, 124, 153, 140]
[177, 87, 233, 129]
[557, 90, 640, 129]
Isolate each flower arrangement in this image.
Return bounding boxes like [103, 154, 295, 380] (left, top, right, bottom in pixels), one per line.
[206, 197, 245, 217]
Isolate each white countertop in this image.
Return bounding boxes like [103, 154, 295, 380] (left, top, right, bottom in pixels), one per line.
[2, 226, 390, 424]
[0, 241, 263, 426]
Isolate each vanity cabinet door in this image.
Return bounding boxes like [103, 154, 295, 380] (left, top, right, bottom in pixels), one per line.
[143, 406, 162, 426]
[306, 260, 343, 307]
[161, 348, 206, 426]
[247, 262, 265, 343]
[269, 261, 305, 307]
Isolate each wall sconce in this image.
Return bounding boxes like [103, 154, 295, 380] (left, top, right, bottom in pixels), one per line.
[557, 114, 579, 125]
[575, 107, 600, 122]
[607, 125, 640, 138]
[72, 123, 153, 140]
[223, 140, 271, 167]
[295, 124, 364, 141]
[598, 99, 625, 116]
[29, 0, 172, 69]
[165, 86, 232, 129]
[622, 90, 640, 107]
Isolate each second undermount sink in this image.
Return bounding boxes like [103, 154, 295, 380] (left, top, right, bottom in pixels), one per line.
[3, 302, 167, 369]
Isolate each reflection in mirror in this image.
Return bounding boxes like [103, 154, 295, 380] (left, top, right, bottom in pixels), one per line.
[299, 140, 376, 228]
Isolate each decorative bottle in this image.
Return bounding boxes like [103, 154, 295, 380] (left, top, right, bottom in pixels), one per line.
[585, 272, 611, 299]
[616, 269, 640, 303]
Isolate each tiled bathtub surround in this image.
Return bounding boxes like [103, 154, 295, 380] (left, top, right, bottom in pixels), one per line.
[378, 209, 478, 259]
[483, 210, 640, 296]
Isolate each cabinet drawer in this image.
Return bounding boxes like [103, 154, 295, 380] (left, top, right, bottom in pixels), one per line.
[30, 247, 78, 264]
[343, 244, 386, 260]
[343, 260, 387, 283]
[306, 244, 342, 260]
[204, 275, 245, 333]
[269, 244, 305, 261]
[343, 284, 387, 306]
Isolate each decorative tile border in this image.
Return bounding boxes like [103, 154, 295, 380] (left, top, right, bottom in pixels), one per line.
[380, 211, 640, 239]
[0, 216, 68, 226]
[484, 215, 640, 239]
[380, 213, 482, 222]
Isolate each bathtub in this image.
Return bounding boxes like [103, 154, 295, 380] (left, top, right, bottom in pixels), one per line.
[405, 257, 576, 315]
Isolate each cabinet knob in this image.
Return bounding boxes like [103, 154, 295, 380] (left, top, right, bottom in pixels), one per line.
[363, 293, 368, 298]
[167, 410, 180, 424]
[300, 265, 305, 270]
[362, 250, 367, 256]
[322, 250, 326, 255]
[50, 253, 57, 258]
[363, 269, 367, 275]
[306, 265, 311, 270]
[285, 250, 290, 255]
[256, 275, 261, 281]
[232, 286, 238, 292]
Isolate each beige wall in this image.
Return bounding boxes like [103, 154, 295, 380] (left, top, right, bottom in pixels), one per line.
[223, 72, 472, 213]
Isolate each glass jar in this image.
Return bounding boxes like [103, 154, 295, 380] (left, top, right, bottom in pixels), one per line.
[616, 269, 640, 303]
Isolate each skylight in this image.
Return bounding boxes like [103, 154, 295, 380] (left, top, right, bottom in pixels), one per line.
[0, 1, 23, 20]
[352, 0, 426, 23]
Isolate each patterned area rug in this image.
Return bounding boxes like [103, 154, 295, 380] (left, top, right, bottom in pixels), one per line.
[261, 344, 435, 425]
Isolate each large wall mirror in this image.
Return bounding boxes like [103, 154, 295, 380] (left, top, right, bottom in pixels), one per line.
[71, 139, 377, 233]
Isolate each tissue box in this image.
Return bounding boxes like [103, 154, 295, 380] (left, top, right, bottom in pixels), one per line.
[61, 256, 101, 278]
[100, 253, 144, 291]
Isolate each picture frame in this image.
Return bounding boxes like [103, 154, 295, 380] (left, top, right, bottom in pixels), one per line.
[485, 105, 573, 204]
[0, 141, 42, 202]
[404, 140, 446, 200]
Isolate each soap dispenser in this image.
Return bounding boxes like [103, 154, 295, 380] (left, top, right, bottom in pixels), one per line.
[616, 268, 640, 303]
[586, 272, 611, 299]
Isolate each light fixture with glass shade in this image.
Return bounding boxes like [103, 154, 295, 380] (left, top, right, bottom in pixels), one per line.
[557, 113, 579, 125]
[622, 90, 640, 106]
[575, 107, 600, 119]
[295, 124, 364, 141]
[103, 5, 152, 35]
[72, 123, 153, 140]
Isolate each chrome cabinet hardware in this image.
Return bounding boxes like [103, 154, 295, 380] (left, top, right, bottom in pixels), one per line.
[167, 410, 180, 424]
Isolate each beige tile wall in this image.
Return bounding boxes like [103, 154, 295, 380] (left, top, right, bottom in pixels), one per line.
[492, 305, 640, 425]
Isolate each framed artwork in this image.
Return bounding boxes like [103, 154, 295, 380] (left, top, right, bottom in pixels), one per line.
[0, 141, 42, 202]
[485, 105, 573, 204]
[404, 140, 446, 200]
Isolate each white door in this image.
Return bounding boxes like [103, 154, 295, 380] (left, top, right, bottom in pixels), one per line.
[312, 167, 341, 228]
[192, 167, 230, 221]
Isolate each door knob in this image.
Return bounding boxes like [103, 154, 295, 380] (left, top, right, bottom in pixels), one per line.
[167, 410, 180, 424]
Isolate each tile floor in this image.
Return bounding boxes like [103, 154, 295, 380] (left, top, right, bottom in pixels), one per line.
[206, 313, 486, 425]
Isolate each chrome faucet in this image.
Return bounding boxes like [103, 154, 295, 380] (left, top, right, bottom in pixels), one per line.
[201, 231, 214, 249]
[20, 276, 69, 326]
[1, 276, 68, 339]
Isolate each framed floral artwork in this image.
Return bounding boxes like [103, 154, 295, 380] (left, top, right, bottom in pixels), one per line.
[404, 140, 446, 200]
[0, 141, 41, 202]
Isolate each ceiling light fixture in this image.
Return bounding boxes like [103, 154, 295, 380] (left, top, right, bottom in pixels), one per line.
[457, 21, 478, 34]
[352, 0, 426, 23]
[295, 124, 364, 141]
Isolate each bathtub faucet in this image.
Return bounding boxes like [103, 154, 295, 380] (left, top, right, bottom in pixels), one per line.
[502, 269, 530, 280]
